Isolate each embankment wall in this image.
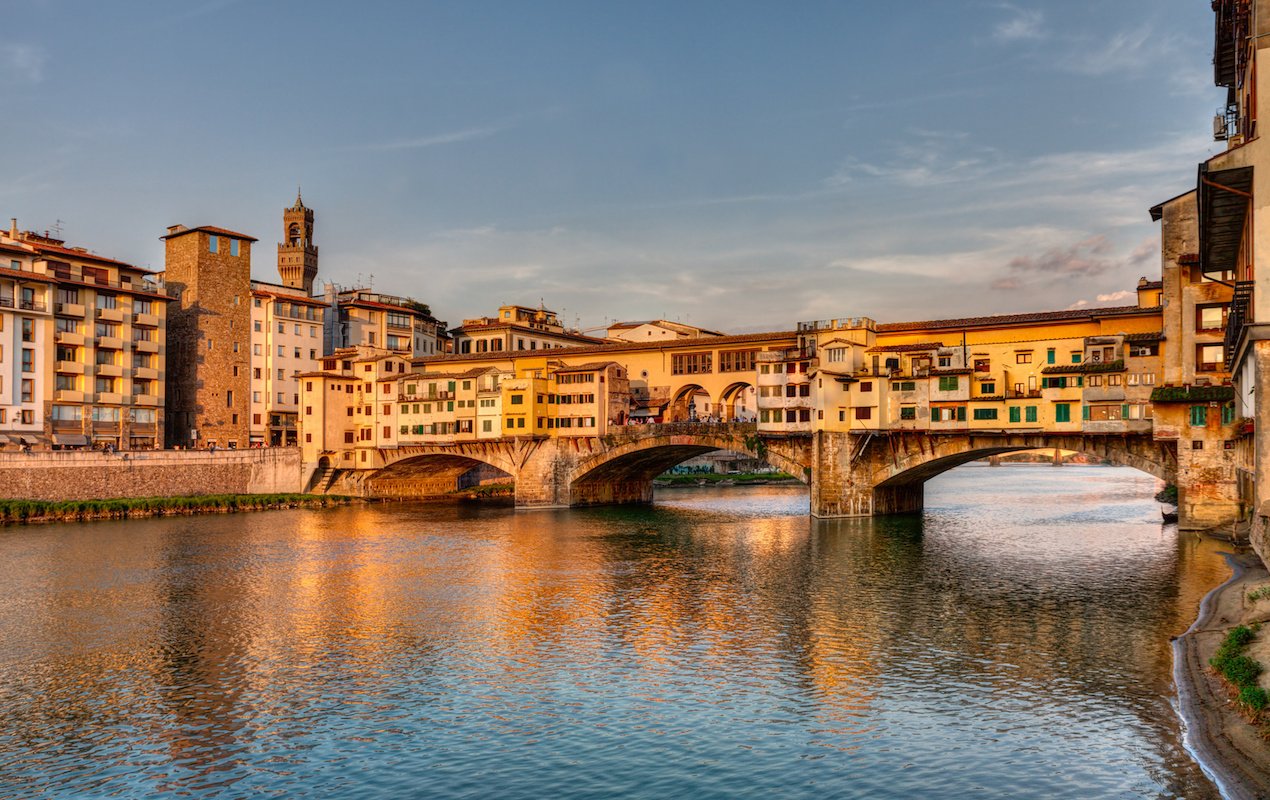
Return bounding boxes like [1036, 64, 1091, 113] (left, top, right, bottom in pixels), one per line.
[0, 449, 305, 500]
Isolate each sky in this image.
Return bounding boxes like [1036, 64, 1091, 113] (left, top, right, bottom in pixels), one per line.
[0, 0, 1228, 333]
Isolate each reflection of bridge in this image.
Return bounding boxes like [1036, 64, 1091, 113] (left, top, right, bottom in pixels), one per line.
[326, 423, 1178, 520]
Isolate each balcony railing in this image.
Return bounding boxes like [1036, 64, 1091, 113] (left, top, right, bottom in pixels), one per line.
[1226, 280, 1254, 363]
[0, 296, 48, 311]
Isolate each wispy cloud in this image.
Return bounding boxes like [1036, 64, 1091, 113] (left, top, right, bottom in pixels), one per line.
[0, 43, 46, 83]
[345, 125, 503, 152]
[1060, 26, 1179, 77]
[993, 5, 1045, 43]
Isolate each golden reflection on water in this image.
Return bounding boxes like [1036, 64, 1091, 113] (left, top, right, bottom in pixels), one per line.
[0, 468, 1234, 799]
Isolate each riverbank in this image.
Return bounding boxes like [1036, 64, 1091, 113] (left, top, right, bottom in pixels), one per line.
[654, 472, 801, 487]
[0, 494, 356, 525]
[1175, 548, 1270, 799]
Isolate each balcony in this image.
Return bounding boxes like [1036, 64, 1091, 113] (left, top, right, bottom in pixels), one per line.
[97, 336, 123, 350]
[133, 394, 160, 406]
[95, 363, 123, 377]
[132, 312, 159, 327]
[1, 296, 48, 312]
[1226, 280, 1254, 363]
[54, 302, 86, 317]
[94, 306, 124, 323]
[133, 339, 158, 353]
[55, 360, 85, 374]
[55, 330, 85, 346]
[97, 392, 124, 404]
[54, 390, 85, 403]
[133, 366, 158, 380]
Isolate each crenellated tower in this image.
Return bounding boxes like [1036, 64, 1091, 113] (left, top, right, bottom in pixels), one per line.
[277, 189, 319, 293]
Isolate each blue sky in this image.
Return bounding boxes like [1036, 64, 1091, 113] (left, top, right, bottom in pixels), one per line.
[0, 0, 1226, 332]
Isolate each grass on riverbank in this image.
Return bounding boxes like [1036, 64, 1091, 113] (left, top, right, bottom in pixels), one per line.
[654, 471, 796, 486]
[447, 483, 515, 499]
[0, 494, 355, 524]
[1210, 624, 1269, 714]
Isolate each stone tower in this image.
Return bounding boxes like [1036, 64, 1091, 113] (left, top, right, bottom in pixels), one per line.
[277, 189, 318, 293]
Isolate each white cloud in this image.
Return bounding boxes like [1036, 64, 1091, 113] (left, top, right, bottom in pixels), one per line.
[994, 6, 1045, 42]
[1096, 290, 1134, 303]
[1, 43, 46, 83]
[347, 125, 502, 152]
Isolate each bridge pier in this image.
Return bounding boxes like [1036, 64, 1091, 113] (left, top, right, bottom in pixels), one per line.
[809, 431, 924, 518]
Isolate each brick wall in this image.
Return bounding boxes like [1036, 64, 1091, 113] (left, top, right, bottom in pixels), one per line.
[0, 448, 303, 501]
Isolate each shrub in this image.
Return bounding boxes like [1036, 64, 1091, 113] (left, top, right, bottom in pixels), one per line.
[1241, 686, 1269, 712]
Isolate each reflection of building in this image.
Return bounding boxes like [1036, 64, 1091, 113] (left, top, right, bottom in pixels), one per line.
[452, 304, 603, 354]
[0, 221, 168, 449]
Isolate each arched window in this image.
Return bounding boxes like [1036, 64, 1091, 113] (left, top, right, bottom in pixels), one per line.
[288, 223, 301, 246]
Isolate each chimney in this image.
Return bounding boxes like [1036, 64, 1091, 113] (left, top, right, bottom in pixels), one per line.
[165, 224, 187, 236]
[8, 218, 15, 238]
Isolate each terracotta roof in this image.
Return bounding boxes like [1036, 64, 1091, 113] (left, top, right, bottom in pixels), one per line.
[553, 361, 621, 373]
[416, 329, 799, 366]
[929, 368, 973, 376]
[452, 320, 605, 343]
[1125, 331, 1164, 342]
[29, 241, 153, 272]
[395, 366, 496, 382]
[1178, 253, 1200, 266]
[0, 265, 56, 284]
[251, 287, 328, 307]
[876, 305, 1157, 333]
[160, 225, 258, 242]
[1041, 359, 1125, 375]
[866, 341, 944, 353]
[1138, 280, 1163, 290]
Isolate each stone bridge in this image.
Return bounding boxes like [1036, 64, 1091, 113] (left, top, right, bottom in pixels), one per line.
[320, 423, 1221, 526]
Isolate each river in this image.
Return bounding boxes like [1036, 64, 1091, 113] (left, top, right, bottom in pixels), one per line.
[0, 464, 1232, 799]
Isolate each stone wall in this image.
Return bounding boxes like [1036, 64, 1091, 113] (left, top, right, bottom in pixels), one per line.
[0, 448, 304, 501]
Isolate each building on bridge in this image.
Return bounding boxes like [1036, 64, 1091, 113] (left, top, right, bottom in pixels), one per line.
[296, 271, 1241, 529]
[451, 304, 605, 354]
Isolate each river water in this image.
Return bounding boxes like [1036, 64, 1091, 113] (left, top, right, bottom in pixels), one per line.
[0, 464, 1232, 799]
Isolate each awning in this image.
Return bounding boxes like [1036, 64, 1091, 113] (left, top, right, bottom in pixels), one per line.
[1198, 163, 1253, 277]
[17, 435, 36, 445]
[92, 434, 118, 441]
[0, 435, 12, 444]
[53, 434, 89, 446]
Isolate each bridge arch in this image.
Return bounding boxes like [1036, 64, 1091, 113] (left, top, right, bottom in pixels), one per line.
[817, 432, 1177, 517]
[666, 384, 712, 422]
[717, 382, 755, 422]
[363, 445, 519, 498]
[567, 426, 809, 507]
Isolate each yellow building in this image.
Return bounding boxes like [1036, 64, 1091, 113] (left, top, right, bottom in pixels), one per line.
[1, 221, 167, 450]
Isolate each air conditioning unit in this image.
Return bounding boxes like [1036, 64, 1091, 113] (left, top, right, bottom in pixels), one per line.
[1214, 114, 1229, 141]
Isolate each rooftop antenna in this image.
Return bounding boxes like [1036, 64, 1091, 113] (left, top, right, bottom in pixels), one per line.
[51, 219, 65, 238]
[368, 273, 375, 289]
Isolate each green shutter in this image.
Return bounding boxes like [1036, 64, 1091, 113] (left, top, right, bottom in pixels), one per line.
[1009, 406, 1021, 423]
[1081, 405, 1090, 421]
[1122, 404, 1130, 420]
[1055, 403, 1070, 423]
[1190, 405, 1207, 426]
[1076, 376, 1084, 387]
[1025, 406, 1038, 423]
[1047, 349, 1056, 364]
[956, 406, 966, 422]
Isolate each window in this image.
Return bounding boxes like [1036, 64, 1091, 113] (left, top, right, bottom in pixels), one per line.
[854, 407, 871, 420]
[1196, 344, 1223, 372]
[209, 235, 219, 253]
[21, 318, 33, 343]
[979, 382, 995, 394]
[510, 394, 524, 405]
[1016, 353, 1032, 364]
[95, 294, 117, 310]
[1025, 406, 1038, 423]
[1196, 304, 1228, 331]
[1009, 406, 1021, 423]
[938, 376, 959, 391]
[938, 356, 952, 367]
[1054, 403, 1071, 423]
[827, 348, 846, 363]
[253, 344, 262, 356]
[55, 317, 80, 333]
[20, 349, 33, 373]
[859, 381, 873, 392]
[671, 352, 713, 375]
[973, 408, 998, 420]
[1108, 374, 1122, 386]
[1223, 403, 1237, 425]
[892, 381, 916, 392]
[50, 405, 81, 421]
[1190, 405, 1208, 426]
[230, 239, 239, 257]
[1070, 353, 1082, 364]
[900, 406, 917, 420]
[1047, 348, 1056, 364]
[226, 390, 234, 407]
[719, 350, 757, 372]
